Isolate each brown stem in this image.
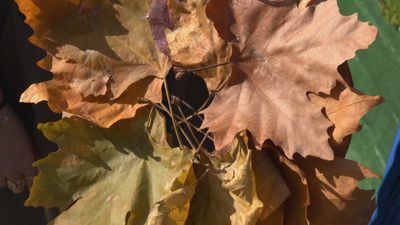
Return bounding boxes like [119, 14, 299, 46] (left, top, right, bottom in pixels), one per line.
[139, 97, 214, 143]
[195, 130, 210, 154]
[163, 80, 184, 149]
[176, 103, 201, 147]
[187, 62, 230, 73]
[177, 123, 197, 150]
[152, 102, 196, 150]
[198, 92, 215, 112]
[172, 96, 203, 123]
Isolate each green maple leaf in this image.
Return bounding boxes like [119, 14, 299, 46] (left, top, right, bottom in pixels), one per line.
[27, 109, 195, 225]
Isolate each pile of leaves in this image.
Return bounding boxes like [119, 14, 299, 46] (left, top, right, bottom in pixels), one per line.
[16, 0, 385, 224]
[380, 0, 400, 27]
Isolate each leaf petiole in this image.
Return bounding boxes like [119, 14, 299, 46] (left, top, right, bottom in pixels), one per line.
[163, 79, 185, 149]
[186, 62, 231, 73]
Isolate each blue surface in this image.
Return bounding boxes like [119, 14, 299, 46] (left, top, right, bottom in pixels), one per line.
[370, 127, 400, 225]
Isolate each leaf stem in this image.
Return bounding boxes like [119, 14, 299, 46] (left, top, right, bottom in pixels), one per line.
[187, 62, 230, 73]
[198, 92, 215, 112]
[163, 79, 184, 149]
[173, 93, 214, 122]
[175, 102, 201, 147]
[177, 123, 197, 150]
[152, 102, 198, 150]
[139, 97, 214, 143]
[195, 130, 210, 154]
[145, 105, 156, 132]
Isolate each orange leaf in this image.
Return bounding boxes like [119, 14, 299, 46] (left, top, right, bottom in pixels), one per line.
[202, 0, 377, 160]
[16, 0, 170, 127]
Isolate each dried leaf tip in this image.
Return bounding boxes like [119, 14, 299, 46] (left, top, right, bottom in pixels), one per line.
[297, 0, 312, 8]
[149, 0, 174, 57]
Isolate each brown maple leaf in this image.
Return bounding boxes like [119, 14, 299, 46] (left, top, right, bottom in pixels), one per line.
[254, 146, 377, 225]
[16, 0, 171, 127]
[310, 85, 384, 145]
[296, 155, 378, 225]
[297, 0, 325, 8]
[202, 0, 377, 159]
[310, 63, 384, 147]
[267, 149, 310, 225]
[167, 0, 232, 91]
[21, 60, 163, 127]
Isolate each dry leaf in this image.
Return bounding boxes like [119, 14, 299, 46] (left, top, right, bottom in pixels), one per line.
[261, 146, 377, 225]
[145, 168, 197, 225]
[14, 0, 382, 225]
[21, 72, 162, 128]
[185, 134, 263, 225]
[296, 156, 378, 225]
[167, 0, 232, 91]
[28, 109, 195, 225]
[257, 205, 284, 225]
[269, 149, 310, 225]
[149, 0, 174, 57]
[16, 0, 171, 127]
[252, 150, 290, 220]
[310, 86, 383, 145]
[297, 0, 326, 8]
[63, 0, 99, 10]
[307, 62, 383, 158]
[309, 64, 384, 146]
[202, 0, 377, 160]
[297, 0, 312, 8]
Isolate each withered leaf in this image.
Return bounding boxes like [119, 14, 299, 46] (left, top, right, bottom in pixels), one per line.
[72, 0, 99, 12]
[252, 150, 290, 220]
[202, 0, 377, 159]
[309, 62, 383, 147]
[185, 134, 263, 225]
[21, 68, 162, 128]
[149, 0, 174, 57]
[297, 0, 312, 8]
[28, 109, 195, 225]
[257, 205, 284, 225]
[269, 149, 310, 225]
[16, 0, 170, 127]
[310, 85, 383, 146]
[296, 156, 378, 225]
[167, 0, 232, 91]
[297, 0, 325, 8]
[308, 62, 383, 158]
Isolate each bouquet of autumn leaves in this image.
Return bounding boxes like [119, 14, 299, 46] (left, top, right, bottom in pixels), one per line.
[16, 0, 385, 224]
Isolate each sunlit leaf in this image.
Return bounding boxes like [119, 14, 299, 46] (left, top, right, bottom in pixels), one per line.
[202, 0, 377, 160]
[310, 63, 384, 147]
[167, 0, 232, 91]
[185, 134, 263, 225]
[16, 0, 171, 127]
[28, 109, 195, 225]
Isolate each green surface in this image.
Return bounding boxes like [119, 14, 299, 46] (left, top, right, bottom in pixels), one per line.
[338, 0, 400, 189]
[380, 0, 400, 26]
